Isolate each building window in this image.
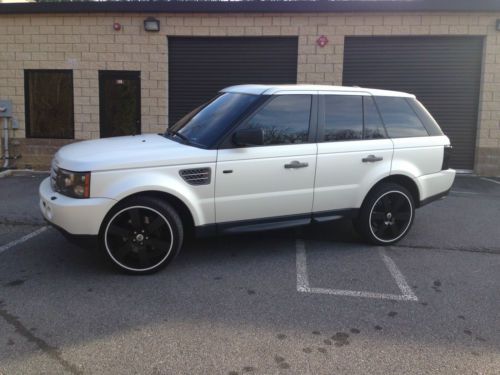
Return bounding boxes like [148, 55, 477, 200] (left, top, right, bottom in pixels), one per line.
[25, 70, 74, 139]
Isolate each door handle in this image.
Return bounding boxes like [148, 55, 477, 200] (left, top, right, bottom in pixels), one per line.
[362, 155, 383, 163]
[284, 160, 309, 169]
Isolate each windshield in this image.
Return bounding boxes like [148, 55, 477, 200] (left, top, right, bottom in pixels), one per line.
[166, 92, 260, 148]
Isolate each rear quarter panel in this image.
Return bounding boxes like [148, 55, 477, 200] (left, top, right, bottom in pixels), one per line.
[391, 135, 450, 178]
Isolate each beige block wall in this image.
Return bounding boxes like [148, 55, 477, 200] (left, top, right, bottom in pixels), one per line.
[0, 12, 500, 174]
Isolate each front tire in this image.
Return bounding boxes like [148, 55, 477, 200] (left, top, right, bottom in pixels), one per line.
[100, 196, 183, 274]
[355, 183, 415, 245]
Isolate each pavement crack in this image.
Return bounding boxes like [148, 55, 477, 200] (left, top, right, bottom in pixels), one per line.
[0, 302, 83, 375]
[0, 219, 47, 226]
[393, 244, 500, 255]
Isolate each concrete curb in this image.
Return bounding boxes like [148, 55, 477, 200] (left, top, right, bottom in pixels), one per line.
[0, 169, 49, 178]
[0, 169, 12, 178]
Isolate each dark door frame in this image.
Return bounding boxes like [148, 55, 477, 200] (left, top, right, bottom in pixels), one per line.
[98, 70, 141, 138]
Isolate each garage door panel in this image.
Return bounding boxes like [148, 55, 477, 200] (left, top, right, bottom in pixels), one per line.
[168, 37, 298, 125]
[343, 36, 483, 170]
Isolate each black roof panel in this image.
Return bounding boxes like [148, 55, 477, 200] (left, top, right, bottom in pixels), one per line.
[1, 0, 500, 15]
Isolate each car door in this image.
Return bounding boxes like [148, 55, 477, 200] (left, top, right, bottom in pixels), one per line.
[215, 92, 318, 226]
[313, 93, 393, 216]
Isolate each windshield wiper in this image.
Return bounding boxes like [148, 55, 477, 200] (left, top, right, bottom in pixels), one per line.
[166, 129, 191, 145]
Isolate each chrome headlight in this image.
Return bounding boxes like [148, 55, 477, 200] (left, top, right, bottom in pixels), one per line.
[52, 166, 91, 199]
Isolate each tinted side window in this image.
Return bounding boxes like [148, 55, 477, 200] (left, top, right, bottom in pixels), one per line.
[406, 98, 444, 136]
[363, 96, 386, 139]
[375, 97, 429, 138]
[324, 95, 362, 141]
[241, 95, 311, 145]
[172, 93, 260, 148]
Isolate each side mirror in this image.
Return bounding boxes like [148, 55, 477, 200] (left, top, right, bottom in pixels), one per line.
[233, 128, 264, 146]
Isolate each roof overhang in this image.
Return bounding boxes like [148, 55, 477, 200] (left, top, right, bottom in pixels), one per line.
[1, 0, 500, 15]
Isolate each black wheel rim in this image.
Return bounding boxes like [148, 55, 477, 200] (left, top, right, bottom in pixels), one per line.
[105, 206, 173, 271]
[369, 191, 412, 242]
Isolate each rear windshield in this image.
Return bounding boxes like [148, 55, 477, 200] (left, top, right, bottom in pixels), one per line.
[167, 92, 260, 148]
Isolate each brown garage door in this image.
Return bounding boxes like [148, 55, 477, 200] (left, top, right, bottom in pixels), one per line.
[168, 36, 298, 125]
[343, 36, 483, 170]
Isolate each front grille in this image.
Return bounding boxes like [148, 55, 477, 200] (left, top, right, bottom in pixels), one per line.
[179, 168, 211, 186]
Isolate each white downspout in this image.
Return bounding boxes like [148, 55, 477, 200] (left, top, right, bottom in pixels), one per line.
[2, 117, 8, 169]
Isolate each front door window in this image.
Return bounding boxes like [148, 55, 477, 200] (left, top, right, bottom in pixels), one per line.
[238, 94, 312, 145]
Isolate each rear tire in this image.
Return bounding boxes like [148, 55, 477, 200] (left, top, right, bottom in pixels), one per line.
[355, 183, 415, 246]
[100, 196, 183, 274]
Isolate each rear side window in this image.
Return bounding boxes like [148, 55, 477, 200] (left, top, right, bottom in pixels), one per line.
[363, 96, 386, 139]
[324, 95, 363, 141]
[406, 98, 443, 136]
[240, 95, 311, 145]
[375, 97, 429, 138]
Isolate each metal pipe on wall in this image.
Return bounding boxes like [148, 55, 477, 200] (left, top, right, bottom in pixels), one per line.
[2, 117, 8, 169]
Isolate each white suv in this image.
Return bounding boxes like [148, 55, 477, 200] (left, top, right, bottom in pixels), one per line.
[40, 85, 455, 274]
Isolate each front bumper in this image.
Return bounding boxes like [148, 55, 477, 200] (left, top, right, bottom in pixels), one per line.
[39, 177, 116, 236]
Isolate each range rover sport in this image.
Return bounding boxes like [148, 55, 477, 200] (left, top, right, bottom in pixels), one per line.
[40, 84, 455, 274]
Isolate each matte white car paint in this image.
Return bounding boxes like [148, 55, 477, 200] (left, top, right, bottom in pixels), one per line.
[314, 138, 394, 212]
[391, 135, 451, 177]
[39, 177, 115, 235]
[55, 134, 216, 172]
[39, 84, 456, 237]
[216, 143, 317, 222]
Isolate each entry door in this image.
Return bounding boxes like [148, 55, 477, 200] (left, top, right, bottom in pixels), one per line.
[215, 94, 317, 224]
[99, 71, 141, 138]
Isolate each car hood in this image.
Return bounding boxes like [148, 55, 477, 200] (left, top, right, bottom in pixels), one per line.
[54, 134, 216, 172]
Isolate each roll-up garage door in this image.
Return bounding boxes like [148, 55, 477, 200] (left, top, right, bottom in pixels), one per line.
[343, 36, 483, 170]
[168, 37, 298, 125]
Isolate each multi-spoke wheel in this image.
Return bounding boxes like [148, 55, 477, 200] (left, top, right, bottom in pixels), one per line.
[355, 183, 415, 245]
[101, 196, 183, 274]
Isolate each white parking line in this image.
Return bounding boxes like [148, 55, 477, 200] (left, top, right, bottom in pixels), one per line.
[450, 190, 479, 195]
[296, 239, 418, 301]
[481, 177, 500, 186]
[378, 249, 418, 300]
[0, 226, 49, 255]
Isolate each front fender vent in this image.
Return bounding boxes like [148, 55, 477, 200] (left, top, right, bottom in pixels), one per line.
[179, 167, 211, 186]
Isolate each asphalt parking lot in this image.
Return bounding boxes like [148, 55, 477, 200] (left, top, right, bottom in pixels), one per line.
[0, 173, 499, 374]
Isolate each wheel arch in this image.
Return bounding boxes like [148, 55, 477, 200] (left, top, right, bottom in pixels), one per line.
[100, 190, 195, 236]
[363, 174, 421, 209]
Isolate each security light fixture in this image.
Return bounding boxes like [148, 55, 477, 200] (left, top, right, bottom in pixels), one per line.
[144, 17, 160, 32]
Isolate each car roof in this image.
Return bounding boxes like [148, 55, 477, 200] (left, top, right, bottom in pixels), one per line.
[220, 84, 415, 98]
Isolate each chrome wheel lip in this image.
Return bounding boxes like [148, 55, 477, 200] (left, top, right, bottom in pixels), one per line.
[104, 205, 174, 272]
[368, 190, 413, 243]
